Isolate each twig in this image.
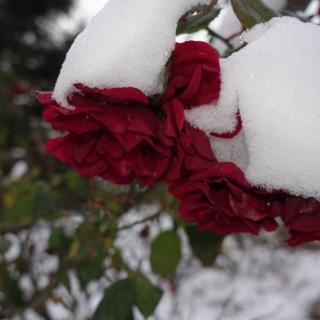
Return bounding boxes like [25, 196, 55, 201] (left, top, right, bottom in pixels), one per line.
[206, 28, 233, 49]
[117, 210, 162, 232]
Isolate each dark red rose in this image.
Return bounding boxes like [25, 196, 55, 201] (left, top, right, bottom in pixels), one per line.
[281, 196, 320, 246]
[37, 84, 171, 185]
[160, 41, 282, 237]
[160, 98, 216, 181]
[169, 162, 281, 235]
[163, 41, 220, 108]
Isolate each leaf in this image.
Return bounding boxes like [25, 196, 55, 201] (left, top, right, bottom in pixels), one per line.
[0, 264, 26, 306]
[185, 225, 224, 266]
[177, 8, 221, 35]
[94, 279, 135, 320]
[34, 190, 56, 216]
[77, 258, 105, 288]
[150, 230, 182, 278]
[231, 0, 277, 29]
[3, 194, 34, 226]
[64, 171, 89, 199]
[48, 228, 72, 256]
[130, 272, 163, 318]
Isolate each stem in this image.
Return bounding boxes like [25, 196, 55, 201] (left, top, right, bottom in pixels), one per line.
[206, 28, 233, 49]
[117, 210, 162, 232]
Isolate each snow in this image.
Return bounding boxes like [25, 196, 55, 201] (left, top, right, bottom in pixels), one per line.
[13, 205, 320, 320]
[210, 130, 249, 172]
[53, 0, 212, 106]
[185, 57, 239, 135]
[187, 17, 320, 199]
[9, 160, 28, 181]
[115, 208, 320, 320]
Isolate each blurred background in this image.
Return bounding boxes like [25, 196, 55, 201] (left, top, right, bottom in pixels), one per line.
[1, 0, 320, 319]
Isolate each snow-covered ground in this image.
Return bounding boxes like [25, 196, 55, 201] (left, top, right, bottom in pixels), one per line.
[17, 206, 320, 320]
[116, 208, 320, 320]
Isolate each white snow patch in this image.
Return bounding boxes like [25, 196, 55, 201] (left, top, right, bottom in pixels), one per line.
[187, 17, 320, 199]
[210, 130, 249, 172]
[53, 0, 212, 106]
[9, 160, 28, 181]
[115, 208, 320, 320]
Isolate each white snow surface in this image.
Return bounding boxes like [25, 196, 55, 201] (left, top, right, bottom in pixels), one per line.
[53, 0, 212, 106]
[187, 17, 320, 199]
[115, 208, 320, 320]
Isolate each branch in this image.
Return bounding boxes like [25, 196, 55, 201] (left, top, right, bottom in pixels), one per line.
[206, 28, 233, 49]
[117, 210, 162, 232]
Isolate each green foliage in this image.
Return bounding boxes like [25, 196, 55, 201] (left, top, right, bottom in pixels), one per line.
[94, 279, 135, 320]
[94, 274, 163, 320]
[150, 230, 182, 278]
[130, 272, 163, 318]
[0, 264, 26, 307]
[48, 228, 72, 256]
[186, 225, 224, 266]
[231, 0, 277, 28]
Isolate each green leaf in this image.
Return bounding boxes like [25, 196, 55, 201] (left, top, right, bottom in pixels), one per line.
[3, 194, 34, 226]
[48, 228, 72, 256]
[185, 225, 224, 266]
[34, 190, 57, 217]
[64, 171, 89, 199]
[231, 0, 277, 29]
[0, 264, 26, 306]
[177, 8, 221, 35]
[130, 272, 163, 318]
[77, 258, 105, 288]
[94, 279, 135, 320]
[150, 230, 182, 278]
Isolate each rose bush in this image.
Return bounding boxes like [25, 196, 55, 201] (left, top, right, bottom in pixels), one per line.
[37, 38, 320, 247]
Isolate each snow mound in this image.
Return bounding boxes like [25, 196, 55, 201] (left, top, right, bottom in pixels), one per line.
[187, 17, 320, 199]
[53, 0, 211, 107]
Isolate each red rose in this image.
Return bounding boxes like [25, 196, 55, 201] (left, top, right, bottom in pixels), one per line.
[169, 162, 281, 235]
[161, 98, 216, 180]
[163, 41, 221, 108]
[160, 40, 282, 238]
[281, 196, 320, 246]
[37, 84, 171, 185]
